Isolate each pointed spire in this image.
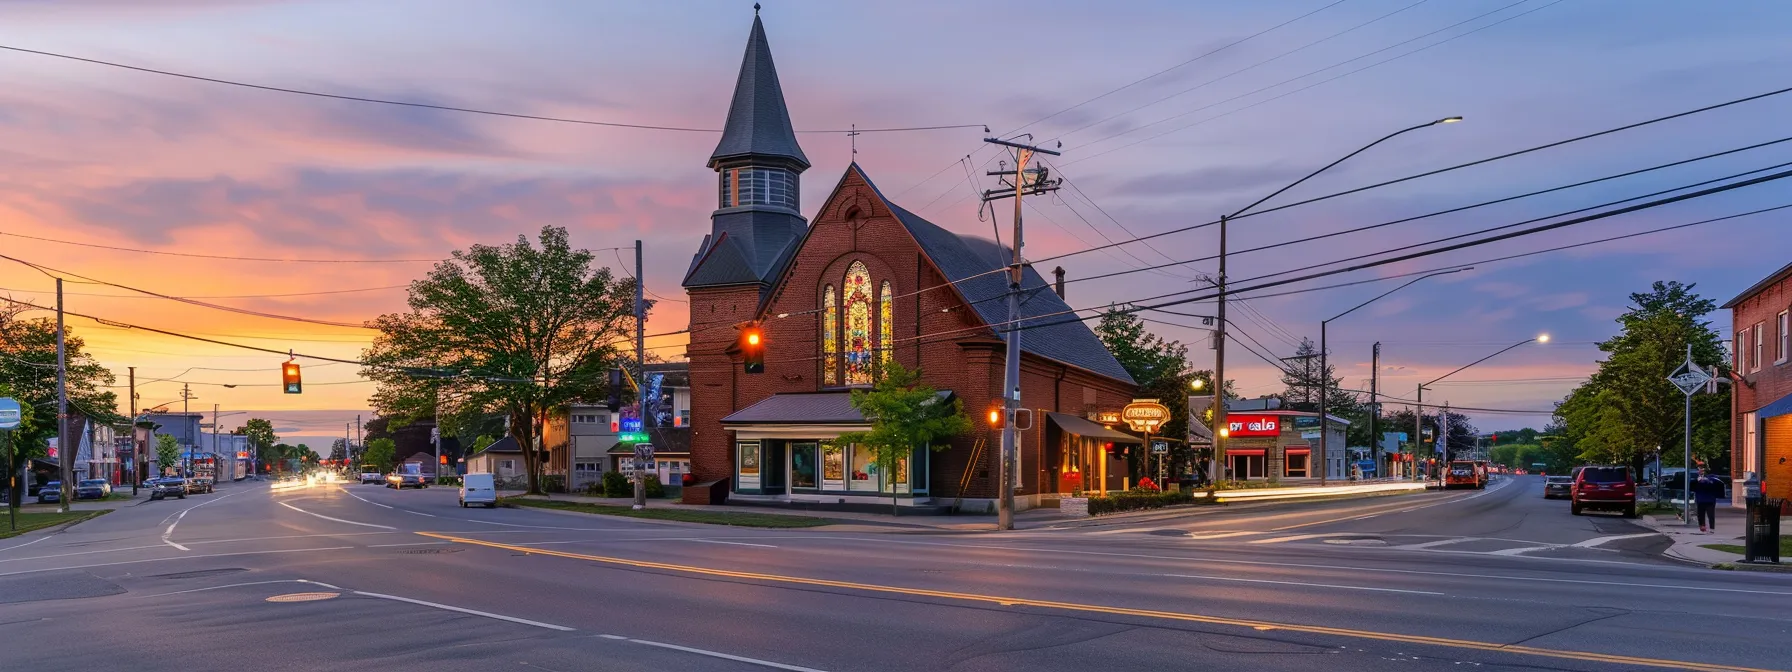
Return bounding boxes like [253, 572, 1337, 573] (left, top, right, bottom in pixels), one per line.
[709, 13, 809, 170]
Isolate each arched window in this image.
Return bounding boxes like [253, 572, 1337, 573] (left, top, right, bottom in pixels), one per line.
[843, 262, 874, 385]
[879, 281, 894, 369]
[821, 285, 838, 385]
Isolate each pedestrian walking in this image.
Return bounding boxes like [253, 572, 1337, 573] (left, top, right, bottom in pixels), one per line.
[1693, 468, 1723, 533]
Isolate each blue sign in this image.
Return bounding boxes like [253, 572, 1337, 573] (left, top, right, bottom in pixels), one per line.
[0, 397, 20, 431]
[619, 417, 642, 432]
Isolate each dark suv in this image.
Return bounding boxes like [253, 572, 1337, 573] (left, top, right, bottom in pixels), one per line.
[1571, 465, 1636, 518]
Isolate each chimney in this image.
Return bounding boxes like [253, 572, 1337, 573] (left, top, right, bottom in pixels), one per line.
[1052, 266, 1065, 299]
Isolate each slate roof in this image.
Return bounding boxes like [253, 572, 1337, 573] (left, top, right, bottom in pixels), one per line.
[854, 166, 1136, 385]
[722, 391, 954, 425]
[475, 436, 522, 454]
[1721, 260, 1792, 308]
[708, 15, 808, 170]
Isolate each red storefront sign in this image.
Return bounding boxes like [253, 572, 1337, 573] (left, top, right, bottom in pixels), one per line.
[1227, 414, 1281, 437]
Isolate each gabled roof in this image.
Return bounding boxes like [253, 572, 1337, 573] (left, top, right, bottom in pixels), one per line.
[1721, 260, 1792, 309]
[850, 165, 1136, 385]
[708, 15, 808, 170]
[474, 436, 522, 455]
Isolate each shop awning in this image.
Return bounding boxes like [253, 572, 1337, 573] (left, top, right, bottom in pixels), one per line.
[1285, 447, 1311, 454]
[1758, 392, 1792, 419]
[1048, 413, 1140, 443]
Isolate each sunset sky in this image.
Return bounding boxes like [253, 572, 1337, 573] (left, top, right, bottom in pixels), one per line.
[3, 0, 1789, 447]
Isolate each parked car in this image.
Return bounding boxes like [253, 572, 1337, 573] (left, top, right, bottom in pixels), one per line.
[459, 472, 497, 508]
[75, 479, 110, 500]
[386, 473, 427, 489]
[150, 478, 187, 500]
[1572, 465, 1637, 517]
[1659, 471, 1729, 499]
[185, 477, 214, 494]
[1543, 475, 1573, 499]
[361, 466, 383, 485]
[36, 481, 61, 504]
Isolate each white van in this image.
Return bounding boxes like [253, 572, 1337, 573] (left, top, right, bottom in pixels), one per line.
[460, 473, 497, 508]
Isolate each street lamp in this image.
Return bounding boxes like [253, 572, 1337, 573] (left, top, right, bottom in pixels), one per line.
[1319, 267, 1472, 484]
[1189, 378, 1205, 391]
[1211, 116, 1463, 485]
[1414, 333, 1548, 478]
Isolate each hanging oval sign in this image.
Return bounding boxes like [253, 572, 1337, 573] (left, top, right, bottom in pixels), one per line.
[1121, 400, 1170, 432]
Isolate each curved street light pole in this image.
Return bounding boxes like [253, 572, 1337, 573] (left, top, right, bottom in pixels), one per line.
[1319, 267, 1472, 484]
[1415, 334, 1549, 479]
[1212, 117, 1462, 486]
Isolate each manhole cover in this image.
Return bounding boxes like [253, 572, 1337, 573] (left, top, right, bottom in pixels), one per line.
[266, 592, 339, 603]
[398, 548, 463, 555]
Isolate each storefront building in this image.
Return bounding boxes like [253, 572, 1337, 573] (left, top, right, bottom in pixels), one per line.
[682, 16, 1137, 510]
[1724, 261, 1792, 507]
[1220, 411, 1349, 482]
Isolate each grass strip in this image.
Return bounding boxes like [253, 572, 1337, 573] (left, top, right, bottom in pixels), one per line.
[0, 509, 111, 539]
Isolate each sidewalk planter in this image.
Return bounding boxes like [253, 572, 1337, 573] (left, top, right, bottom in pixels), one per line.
[1087, 490, 1197, 515]
[1061, 497, 1090, 518]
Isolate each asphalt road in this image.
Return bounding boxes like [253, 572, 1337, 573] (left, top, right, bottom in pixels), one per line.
[0, 475, 1787, 672]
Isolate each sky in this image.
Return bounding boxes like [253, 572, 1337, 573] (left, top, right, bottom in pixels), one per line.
[1, 0, 1789, 447]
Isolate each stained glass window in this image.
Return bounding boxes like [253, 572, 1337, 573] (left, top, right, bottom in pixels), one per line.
[843, 262, 874, 385]
[822, 285, 837, 385]
[879, 281, 893, 371]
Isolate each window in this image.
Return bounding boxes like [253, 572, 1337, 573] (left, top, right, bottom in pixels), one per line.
[821, 441, 845, 490]
[571, 414, 605, 425]
[879, 281, 894, 369]
[790, 442, 817, 489]
[848, 444, 876, 491]
[678, 409, 691, 427]
[719, 167, 798, 209]
[843, 262, 875, 385]
[822, 285, 838, 384]
[1753, 321, 1765, 372]
[1285, 452, 1309, 478]
[1742, 411, 1758, 475]
[499, 459, 515, 471]
[1737, 330, 1746, 372]
[574, 462, 599, 473]
[1779, 311, 1789, 364]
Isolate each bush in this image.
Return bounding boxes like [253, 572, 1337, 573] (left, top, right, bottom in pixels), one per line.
[1086, 489, 1197, 515]
[644, 474, 666, 498]
[540, 475, 566, 494]
[602, 471, 630, 498]
[1215, 479, 1279, 491]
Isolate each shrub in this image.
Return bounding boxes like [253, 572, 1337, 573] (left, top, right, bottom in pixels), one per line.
[602, 470, 630, 498]
[644, 474, 666, 498]
[1086, 489, 1197, 515]
[540, 475, 566, 494]
[1215, 479, 1278, 491]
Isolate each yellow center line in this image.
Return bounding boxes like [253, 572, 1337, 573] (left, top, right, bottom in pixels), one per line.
[416, 532, 1773, 672]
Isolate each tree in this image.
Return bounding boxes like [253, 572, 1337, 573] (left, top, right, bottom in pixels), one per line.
[1095, 308, 1238, 479]
[363, 438, 397, 474]
[0, 383, 39, 510]
[155, 434, 181, 475]
[362, 226, 636, 494]
[238, 418, 277, 476]
[833, 362, 971, 515]
[1, 303, 118, 499]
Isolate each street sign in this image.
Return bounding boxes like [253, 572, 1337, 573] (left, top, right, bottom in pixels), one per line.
[1151, 441, 1168, 454]
[0, 398, 20, 431]
[1121, 400, 1170, 433]
[633, 443, 655, 463]
[1669, 357, 1712, 395]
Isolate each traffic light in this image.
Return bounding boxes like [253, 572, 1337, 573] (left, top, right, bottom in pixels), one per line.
[741, 323, 765, 374]
[987, 404, 1005, 429]
[607, 368, 623, 412]
[281, 361, 302, 394]
[439, 454, 448, 465]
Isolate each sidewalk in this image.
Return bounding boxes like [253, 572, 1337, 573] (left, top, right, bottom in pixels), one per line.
[1641, 507, 1748, 565]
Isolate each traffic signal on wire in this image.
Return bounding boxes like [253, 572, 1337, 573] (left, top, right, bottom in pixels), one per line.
[282, 361, 302, 394]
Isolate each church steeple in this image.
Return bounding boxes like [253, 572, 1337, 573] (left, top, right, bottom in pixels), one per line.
[684, 10, 810, 292]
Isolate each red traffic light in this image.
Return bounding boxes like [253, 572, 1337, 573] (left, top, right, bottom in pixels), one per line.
[740, 323, 765, 374]
[987, 405, 1004, 429]
[281, 361, 302, 394]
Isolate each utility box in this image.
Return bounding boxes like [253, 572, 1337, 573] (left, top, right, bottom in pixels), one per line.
[1745, 499, 1781, 564]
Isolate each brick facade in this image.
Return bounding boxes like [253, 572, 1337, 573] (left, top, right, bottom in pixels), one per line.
[1726, 263, 1792, 503]
[685, 168, 1136, 503]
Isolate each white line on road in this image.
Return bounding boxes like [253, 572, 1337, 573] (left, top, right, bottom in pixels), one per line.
[1406, 538, 1478, 550]
[351, 591, 574, 631]
[623, 637, 830, 672]
[1574, 532, 1660, 548]
[1086, 527, 1173, 536]
[403, 510, 437, 518]
[136, 579, 323, 598]
[1161, 573, 1445, 596]
[339, 489, 393, 509]
[682, 539, 778, 548]
[162, 489, 248, 551]
[0, 546, 357, 578]
[1248, 532, 1361, 544]
[1185, 531, 1263, 540]
[278, 502, 397, 530]
[0, 536, 50, 554]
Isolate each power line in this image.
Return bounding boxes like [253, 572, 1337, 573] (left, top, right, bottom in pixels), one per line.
[0, 44, 982, 135]
[0, 229, 443, 263]
[0, 253, 375, 329]
[0, 283, 409, 300]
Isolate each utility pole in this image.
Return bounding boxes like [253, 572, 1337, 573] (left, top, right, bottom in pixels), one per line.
[1369, 342, 1380, 479]
[1212, 216, 1228, 487]
[356, 415, 363, 470]
[212, 404, 219, 482]
[1415, 385, 1425, 482]
[129, 366, 137, 495]
[56, 278, 71, 513]
[980, 136, 1060, 531]
[633, 239, 647, 511]
[179, 383, 196, 478]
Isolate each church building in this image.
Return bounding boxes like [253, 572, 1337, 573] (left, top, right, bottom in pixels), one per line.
[682, 13, 1139, 511]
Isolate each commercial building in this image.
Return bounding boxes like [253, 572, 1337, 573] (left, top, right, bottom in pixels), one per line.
[1218, 410, 1350, 482]
[681, 15, 1137, 511]
[1724, 261, 1792, 507]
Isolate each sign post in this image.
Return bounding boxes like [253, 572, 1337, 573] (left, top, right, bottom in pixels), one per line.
[1669, 345, 1712, 527]
[1123, 400, 1170, 488]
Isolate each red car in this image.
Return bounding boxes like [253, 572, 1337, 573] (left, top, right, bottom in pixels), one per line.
[1571, 465, 1637, 518]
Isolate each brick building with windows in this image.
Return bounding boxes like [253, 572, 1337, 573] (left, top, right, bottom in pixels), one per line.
[681, 15, 1137, 511]
[1724, 261, 1792, 508]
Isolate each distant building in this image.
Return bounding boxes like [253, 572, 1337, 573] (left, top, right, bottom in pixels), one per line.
[1723, 261, 1792, 507]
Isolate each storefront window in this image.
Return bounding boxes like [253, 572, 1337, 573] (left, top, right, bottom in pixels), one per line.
[821, 442, 845, 490]
[1285, 452, 1309, 478]
[736, 441, 761, 492]
[791, 443, 817, 489]
[1229, 453, 1266, 479]
[849, 443, 876, 491]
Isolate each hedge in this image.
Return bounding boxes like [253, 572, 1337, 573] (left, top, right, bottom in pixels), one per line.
[1086, 489, 1198, 515]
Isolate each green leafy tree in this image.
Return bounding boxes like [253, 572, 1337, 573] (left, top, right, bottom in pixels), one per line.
[1095, 308, 1238, 478]
[155, 434, 181, 475]
[362, 226, 636, 494]
[237, 418, 278, 476]
[1, 303, 118, 501]
[363, 438, 397, 474]
[0, 383, 38, 509]
[834, 362, 972, 515]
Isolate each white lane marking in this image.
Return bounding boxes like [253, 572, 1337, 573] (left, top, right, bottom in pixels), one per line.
[187, 531, 401, 546]
[1406, 538, 1478, 550]
[0, 536, 51, 553]
[597, 634, 629, 640]
[1489, 545, 1555, 556]
[367, 542, 449, 548]
[1248, 532, 1360, 544]
[809, 537, 1792, 596]
[0, 543, 170, 564]
[682, 539, 777, 549]
[1161, 573, 1445, 596]
[136, 579, 323, 598]
[403, 510, 437, 518]
[0, 546, 357, 578]
[1086, 526, 1172, 536]
[278, 502, 397, 530]
[1268, 480, 1513, 532]
[1574, 532, 1660, 548]
[339, 489, 393, 509]
[350, 591, 574, 631]
[161, 489, 249, 551]
[623, 637, 830, 672]
[1185, 531, 1263, 540]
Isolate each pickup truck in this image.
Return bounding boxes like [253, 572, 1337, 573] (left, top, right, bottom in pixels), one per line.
[360, 466, 383, 485]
